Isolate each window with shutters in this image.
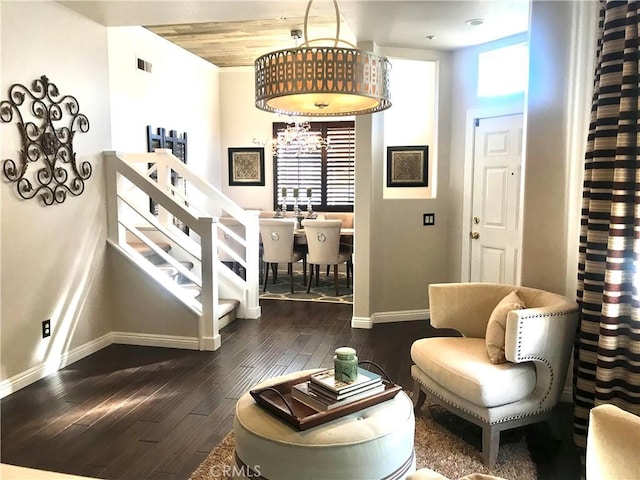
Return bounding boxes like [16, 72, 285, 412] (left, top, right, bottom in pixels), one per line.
[272, 121, 355, 212]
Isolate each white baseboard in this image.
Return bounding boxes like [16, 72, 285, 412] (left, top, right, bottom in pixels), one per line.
[0, 333, 112, 399]
[351, 309, 430, 329]
[111, 331, 200, 350]
[351, 316, 373, 329]
[372, 309, 430, 324]
[1, 329, 224, 398]
[201, 334, 221, 351]
[244, 305, 262, 319]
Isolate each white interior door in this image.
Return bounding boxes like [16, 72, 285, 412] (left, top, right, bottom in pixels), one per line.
[470, 114, 523, 284]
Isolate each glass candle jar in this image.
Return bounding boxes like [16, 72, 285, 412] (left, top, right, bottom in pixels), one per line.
[334, 347, 358, 383]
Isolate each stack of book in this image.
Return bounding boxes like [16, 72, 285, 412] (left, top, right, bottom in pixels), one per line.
[291, 367, 384, 412]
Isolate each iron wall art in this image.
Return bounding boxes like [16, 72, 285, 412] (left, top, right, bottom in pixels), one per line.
[0, 75, 91, 205]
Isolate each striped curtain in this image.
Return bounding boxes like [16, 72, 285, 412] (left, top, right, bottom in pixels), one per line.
[574, 0, 640, 449]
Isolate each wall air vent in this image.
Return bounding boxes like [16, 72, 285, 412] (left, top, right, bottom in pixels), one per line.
[136, 58, 152, 73]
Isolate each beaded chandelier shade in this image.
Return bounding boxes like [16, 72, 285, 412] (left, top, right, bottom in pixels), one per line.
[254, 0, 391, 117]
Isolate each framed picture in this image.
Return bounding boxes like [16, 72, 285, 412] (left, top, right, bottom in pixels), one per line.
[386, 145, 429, 187]
[228, 147, 265, 186]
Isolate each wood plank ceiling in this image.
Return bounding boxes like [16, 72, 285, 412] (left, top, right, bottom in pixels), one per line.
[145, 15, 356, 68]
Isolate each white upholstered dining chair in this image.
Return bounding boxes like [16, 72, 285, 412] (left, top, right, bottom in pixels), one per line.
[411, 282, 579, 468]
[259, 218, 304, 294]
[301, 219, 352, 296]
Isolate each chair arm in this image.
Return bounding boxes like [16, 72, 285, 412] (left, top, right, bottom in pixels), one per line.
[504, 305, 578, 363]
[504, 305, 578, 408]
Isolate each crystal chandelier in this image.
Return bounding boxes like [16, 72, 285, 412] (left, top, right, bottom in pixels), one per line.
[253, 120, 330, 156]
[275, 121, 329, 154]
[254, 0, 391, 117]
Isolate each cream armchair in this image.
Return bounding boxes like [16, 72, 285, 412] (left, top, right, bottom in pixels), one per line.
[408, 403, 640, 480]
[411, 283, 579, 467]
[586, 404, 640, 480]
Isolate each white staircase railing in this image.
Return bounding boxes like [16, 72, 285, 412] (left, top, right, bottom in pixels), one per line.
[103, 149, 261, 351]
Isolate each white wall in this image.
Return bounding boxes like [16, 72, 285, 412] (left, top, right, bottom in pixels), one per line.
[448, 33, 527, 284]
[0, 6, 228, 393]
[1, 2, 112, 384]
[105, 28, 223, 336]
[520, 0, 596, 296]
[384, 58, 437, 199]
[220, 55, 447, 321]
[219, 67, 276, 210]
[447, 3, 596, 300]
[218, 67, 353, 211]
[359, 46, 453, 320]
[107, 27, 220, 188]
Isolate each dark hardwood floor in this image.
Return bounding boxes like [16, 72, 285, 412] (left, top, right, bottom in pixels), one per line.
[1, 300, 581, 479]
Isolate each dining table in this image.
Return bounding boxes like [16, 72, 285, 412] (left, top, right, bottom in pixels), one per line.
[294, 227, 354, 237]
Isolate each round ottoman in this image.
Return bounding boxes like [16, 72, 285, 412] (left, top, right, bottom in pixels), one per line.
[233, 370, 415, 480]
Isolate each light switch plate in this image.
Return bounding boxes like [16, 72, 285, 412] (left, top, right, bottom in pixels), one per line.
[423, 213, 435, 226]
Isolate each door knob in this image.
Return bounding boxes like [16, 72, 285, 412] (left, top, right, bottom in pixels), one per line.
[470, 232, 480, 239]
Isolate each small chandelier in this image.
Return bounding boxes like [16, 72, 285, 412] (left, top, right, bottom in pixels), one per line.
[276, 121, 329, 154]
[254, 0, 392, 117]
[253, 120, 330, 155]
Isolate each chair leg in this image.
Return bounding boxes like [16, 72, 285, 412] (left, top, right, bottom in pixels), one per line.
[346, 258, 352, 288]
[288, 262, 294, 293]
[326, 265, 330, 276]
[333, 264, 339, 296]
[482, 425, 500, 468]
[307, 264, 314, 293]
[272, 263, 278, 283]
[315, 265, 320, 286]
[302, 257, 307, 285]
[412, 381, 427, 412]
[262, 262, 270, 292]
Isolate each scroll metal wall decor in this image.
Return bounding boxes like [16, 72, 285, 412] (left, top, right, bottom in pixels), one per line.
[0, 75, 91, 205]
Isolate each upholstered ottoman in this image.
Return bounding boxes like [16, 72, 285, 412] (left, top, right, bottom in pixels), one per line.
[233, 370, 415, 480]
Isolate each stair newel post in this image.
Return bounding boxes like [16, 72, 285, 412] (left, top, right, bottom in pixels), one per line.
[244, 210, 262, 319]
[199, 216, 221, 351]
[103, 151, 125, 246]
[156, 150, 172, 230]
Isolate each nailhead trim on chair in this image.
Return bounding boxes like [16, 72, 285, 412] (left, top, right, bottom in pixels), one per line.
[514, 312, 569, 408]
[412, 375, 553, 425]
[411, 307, 574, 426]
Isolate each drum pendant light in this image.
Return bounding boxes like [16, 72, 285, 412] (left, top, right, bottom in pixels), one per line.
[254, 0, 392, 117]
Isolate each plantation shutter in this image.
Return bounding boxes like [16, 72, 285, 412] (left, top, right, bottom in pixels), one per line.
[273, 121, 355, 212]
[325, 123, 355, 207]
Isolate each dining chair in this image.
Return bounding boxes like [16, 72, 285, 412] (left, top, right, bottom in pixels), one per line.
[301, 219, 352, 296]
[323, 212, 354, 277]
[260, 218, 305, 293]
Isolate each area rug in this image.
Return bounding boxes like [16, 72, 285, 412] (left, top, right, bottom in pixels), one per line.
[259, 264, 353, 304]
[189, 403, 536, 480]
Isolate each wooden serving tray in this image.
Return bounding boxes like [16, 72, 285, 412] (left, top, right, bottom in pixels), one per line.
[249, 372, 402, 431]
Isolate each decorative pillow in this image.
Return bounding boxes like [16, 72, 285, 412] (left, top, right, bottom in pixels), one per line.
[485, 291, 526, 364]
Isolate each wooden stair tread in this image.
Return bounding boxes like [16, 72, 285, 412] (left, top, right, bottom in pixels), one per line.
[129, 241, 171, 256]
[219, 298, 240, 318]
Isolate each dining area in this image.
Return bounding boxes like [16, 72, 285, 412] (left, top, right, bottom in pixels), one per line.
[219, 211, 354, 303]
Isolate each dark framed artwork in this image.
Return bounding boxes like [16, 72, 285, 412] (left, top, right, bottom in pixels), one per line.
[146, 125, 189, 234]
[386, 145, 429, 187]
[228, 147, 265, 186]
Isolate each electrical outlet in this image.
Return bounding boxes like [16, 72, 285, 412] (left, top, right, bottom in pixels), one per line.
[423, 213, 435, 226]
[42, 319, 51, 338]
